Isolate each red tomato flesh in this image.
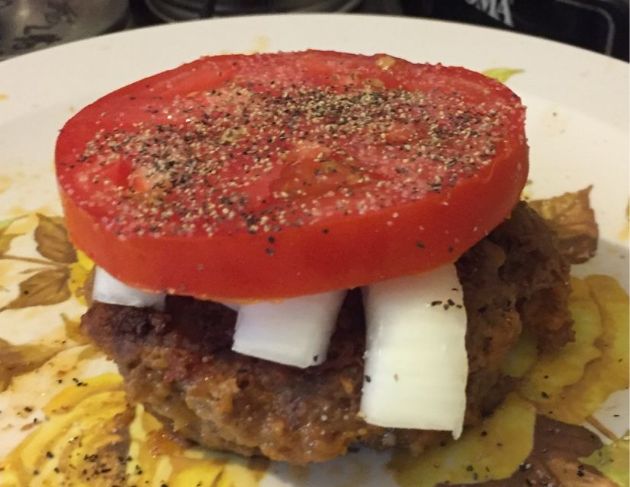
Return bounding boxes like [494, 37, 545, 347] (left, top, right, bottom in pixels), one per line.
[55, 51, 528, 300]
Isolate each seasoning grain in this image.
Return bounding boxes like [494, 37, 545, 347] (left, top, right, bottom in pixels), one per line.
[64, 72, 515, 241]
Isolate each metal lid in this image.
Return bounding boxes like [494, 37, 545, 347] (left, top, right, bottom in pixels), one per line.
[0, 0, 130, 60]
[144, 0, 362, 22]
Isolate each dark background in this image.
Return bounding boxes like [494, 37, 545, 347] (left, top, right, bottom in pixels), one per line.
[130, 0, 628, 61]
[1, 0, 627, 61]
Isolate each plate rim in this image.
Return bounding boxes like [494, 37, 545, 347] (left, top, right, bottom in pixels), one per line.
[0, 12, 627, 70]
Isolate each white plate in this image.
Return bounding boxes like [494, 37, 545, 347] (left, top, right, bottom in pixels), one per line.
[0, 14, 628, 487]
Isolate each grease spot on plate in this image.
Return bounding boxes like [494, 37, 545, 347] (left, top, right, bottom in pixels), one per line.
[251, 35, 270, 53]
[0, 176, 11, 194]
[618, 202, 629, 241]
[218, 35, 271, 55]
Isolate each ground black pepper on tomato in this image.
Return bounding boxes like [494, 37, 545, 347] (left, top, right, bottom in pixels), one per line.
[55, 50, 527, 300]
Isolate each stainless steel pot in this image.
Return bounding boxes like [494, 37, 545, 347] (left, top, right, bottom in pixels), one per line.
[144, 0, 361, 21]
[0, 0, 130, 60]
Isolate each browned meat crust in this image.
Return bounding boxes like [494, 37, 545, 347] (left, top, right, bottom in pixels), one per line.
[82, 203, 573, 464]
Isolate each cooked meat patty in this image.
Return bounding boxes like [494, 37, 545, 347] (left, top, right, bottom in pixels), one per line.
[83, 202, 573, 464]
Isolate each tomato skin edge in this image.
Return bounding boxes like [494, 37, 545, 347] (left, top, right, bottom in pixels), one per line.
[56, 51, 529, 300]
[59, 138, 527, 301]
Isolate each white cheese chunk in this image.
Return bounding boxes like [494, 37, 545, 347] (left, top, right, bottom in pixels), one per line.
[92, 267, 165, 310]
[232, 290, 346, 368]
[361, 265, 468, 438]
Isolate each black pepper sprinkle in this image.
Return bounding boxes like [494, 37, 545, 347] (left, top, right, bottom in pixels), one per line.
[365, 375, 372, 383]
[313, 355, 319, 362]
[431, 300, 442, 306]
[46, 451, 54, 459]
[265, 247, 275, 256]
[416, 241, 425, 249]
[541, 391, 550, 399]
[429, 182, 442, 192]
[71, 80, 510, 239]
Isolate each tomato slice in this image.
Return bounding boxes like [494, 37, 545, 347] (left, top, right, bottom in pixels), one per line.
[55, 51, 527, 300]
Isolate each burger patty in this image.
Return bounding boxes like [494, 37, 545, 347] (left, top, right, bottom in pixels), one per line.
[83, 202, 573, 464]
